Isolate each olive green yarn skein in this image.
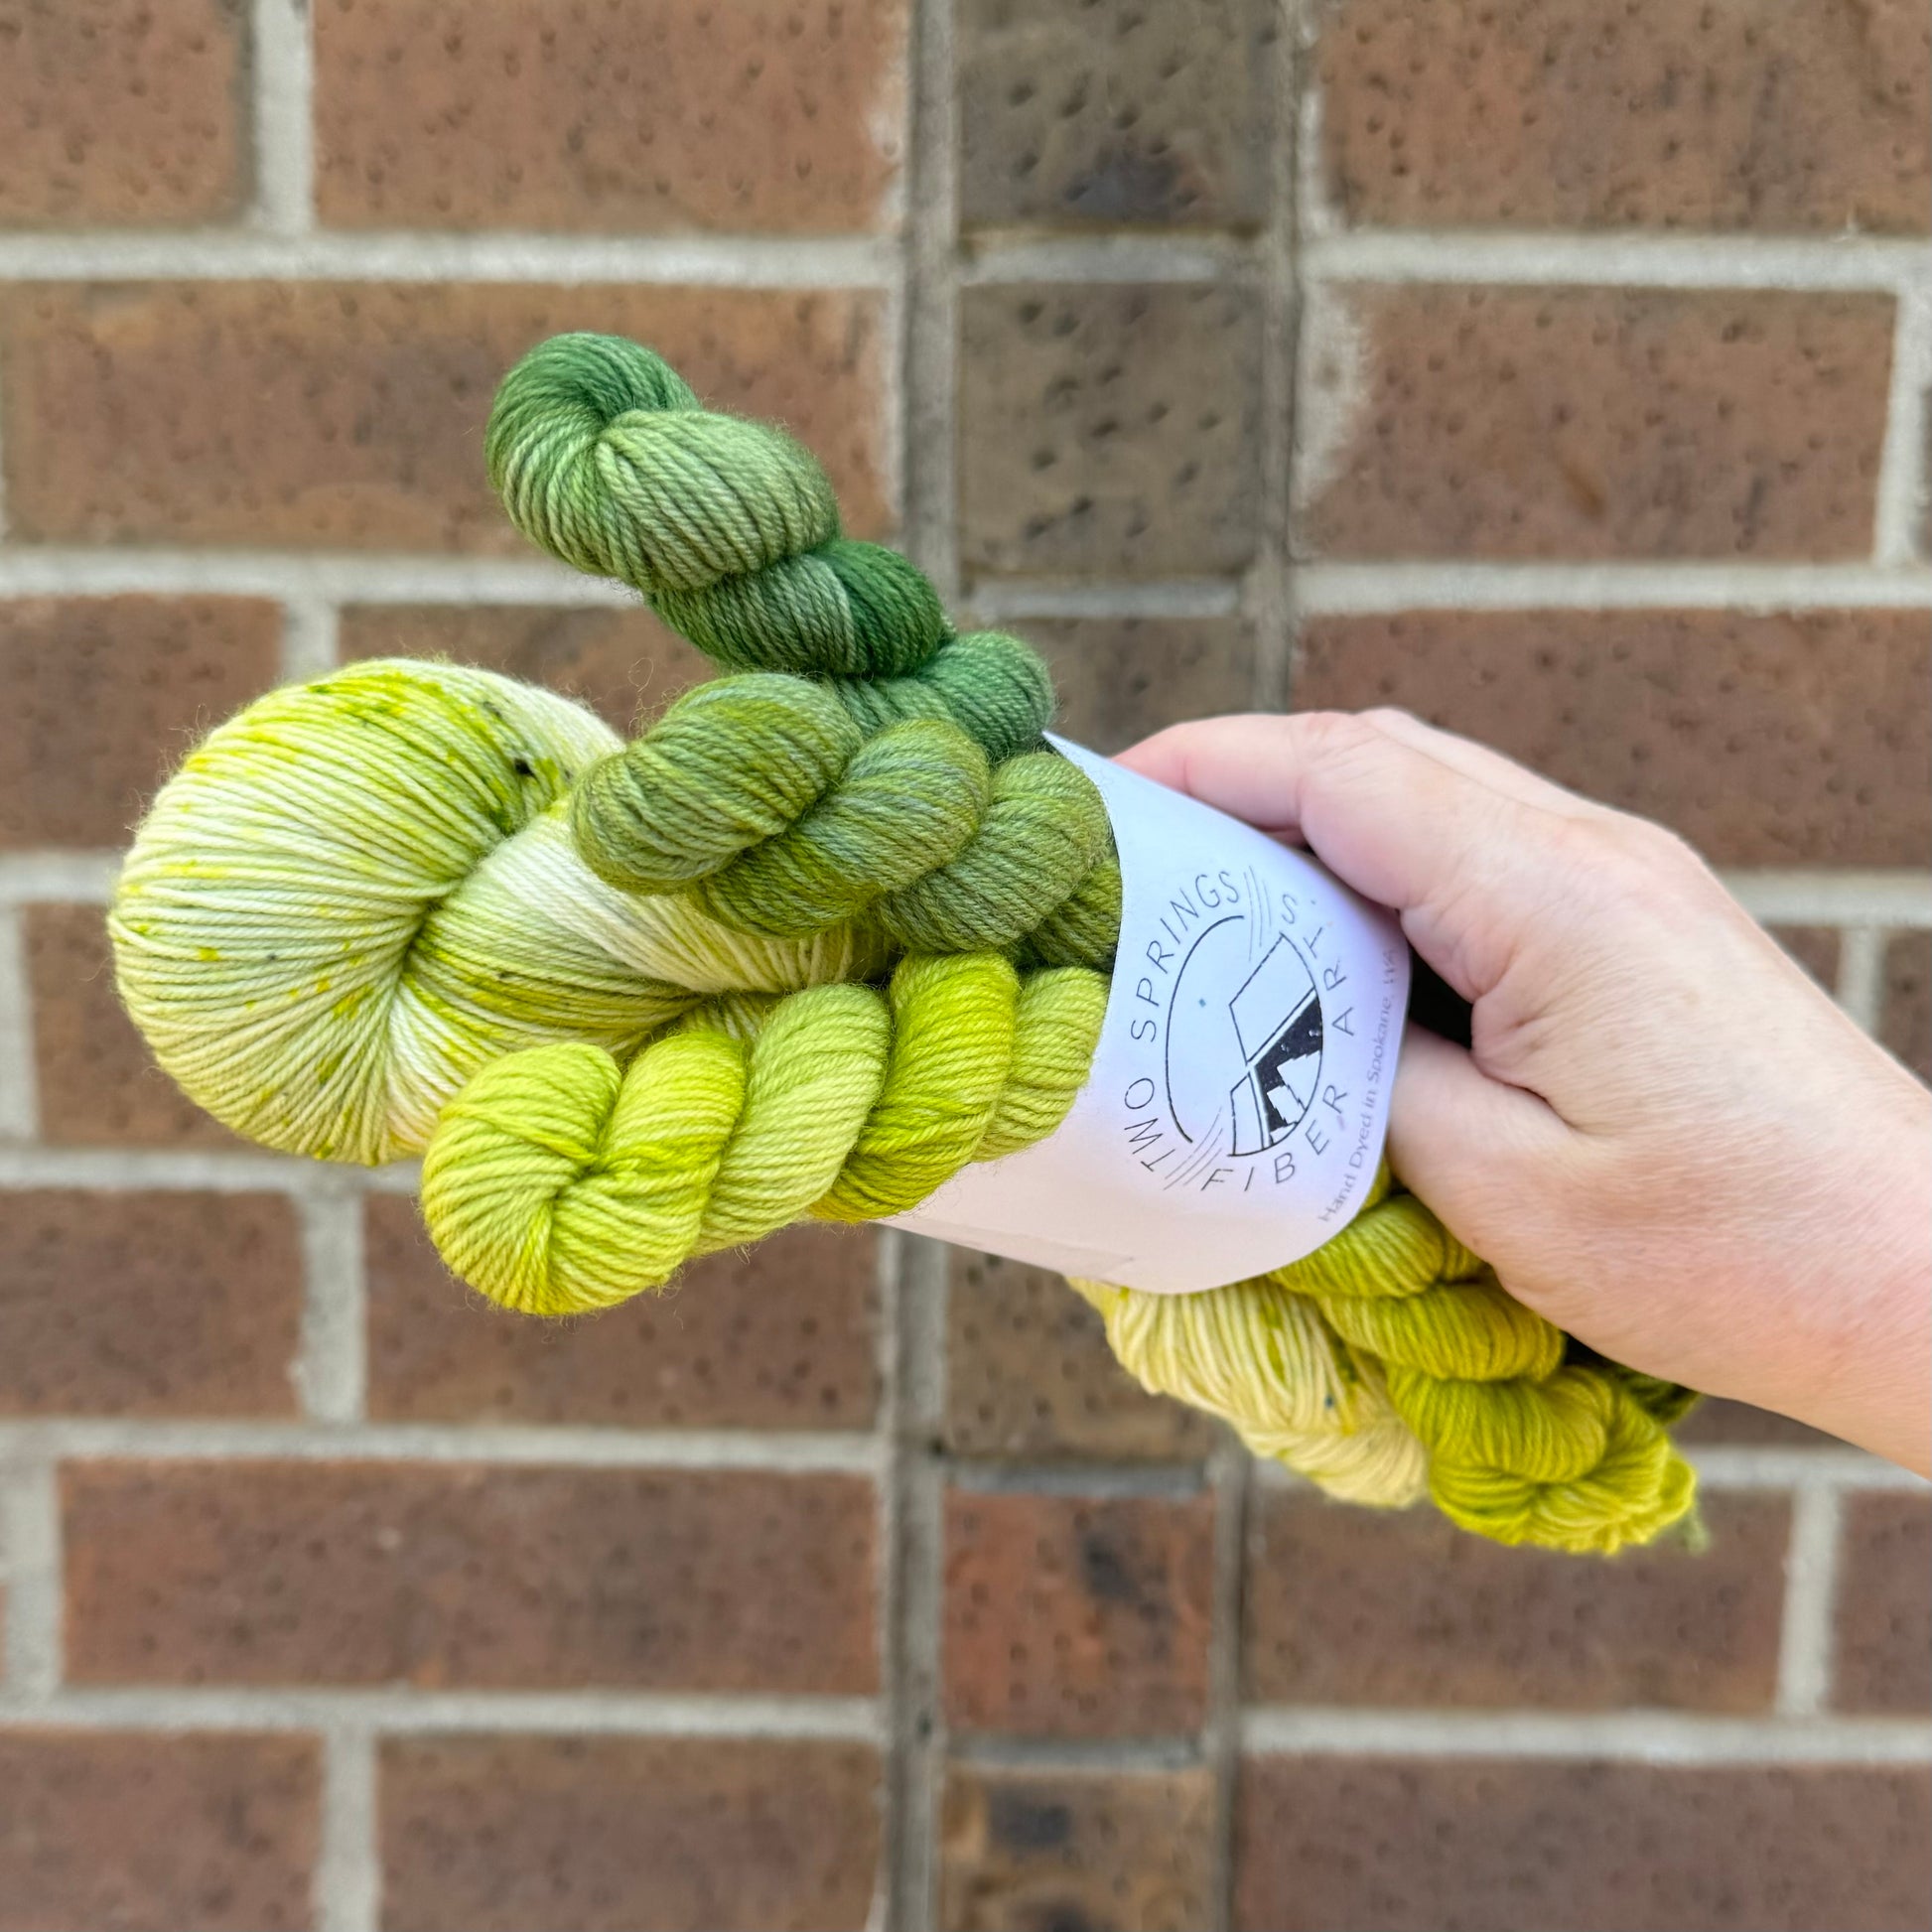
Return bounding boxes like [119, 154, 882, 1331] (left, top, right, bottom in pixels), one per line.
[467, 331, 1702, 1555]
[485, 331, 1124, 970]
[572, 673, 1120, 962]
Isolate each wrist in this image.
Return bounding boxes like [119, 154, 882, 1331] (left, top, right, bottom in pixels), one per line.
[1797, 1075, 1932, 1471]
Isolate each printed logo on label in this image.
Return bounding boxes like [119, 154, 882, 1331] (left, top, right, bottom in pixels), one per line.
[1119, 859, 1394, 1222]
[887, 737, 1408, 1294]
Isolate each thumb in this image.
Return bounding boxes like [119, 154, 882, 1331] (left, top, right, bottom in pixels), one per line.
[1387, 1023, 1569, 1266]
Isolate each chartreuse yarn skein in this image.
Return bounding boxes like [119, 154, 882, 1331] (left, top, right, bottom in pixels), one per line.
[106, 334, 1700, 1556]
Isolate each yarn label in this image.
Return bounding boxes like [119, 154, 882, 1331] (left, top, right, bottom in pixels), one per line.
[888, 737, 1410, 1294]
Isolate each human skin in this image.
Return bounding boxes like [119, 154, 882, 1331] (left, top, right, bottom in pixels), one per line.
[1121, 710, 1932, 1474]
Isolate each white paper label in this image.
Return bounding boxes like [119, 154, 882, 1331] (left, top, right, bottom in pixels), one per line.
[887, 737, 1411, 1293]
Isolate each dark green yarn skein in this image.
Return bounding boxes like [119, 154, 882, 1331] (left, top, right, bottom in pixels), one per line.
[485, 331, 1122, 969]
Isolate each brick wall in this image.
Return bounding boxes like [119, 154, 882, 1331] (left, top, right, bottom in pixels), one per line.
[0, 4, 1927, 1929]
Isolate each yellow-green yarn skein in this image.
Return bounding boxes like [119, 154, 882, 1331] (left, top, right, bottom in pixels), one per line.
[109, 658, 888, 1165]
[423, 954, 1107, 1315]
[1072, 1182, 1696, 1554]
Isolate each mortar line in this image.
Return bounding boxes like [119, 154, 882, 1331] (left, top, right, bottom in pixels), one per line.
[0, 905, 38, 1142]
[316, 1725, 380, 1932]
[965, 579, 1244, 621]
[1775, 1475, 1845, 1719]
[901, 0, 959, 604]
[1837, 925, 1888, 1035]
[1303, 229, 1927, 292]
[0, 550, 640, 603]
[0, 1687, 886, 1739]
[279, 595, 342, 684]
[1240, 1708, 1932, 1762]
[881, 7, 960, 1925]
[0, 854, 123, 906]
[0, 1419, 886, 1473]
[1292, 559, 1932, 613]
[0, 1456, 61, 1697]
[0, 231, 1912, 293]
[0, 1143, 406, 1190]
[945, 1733, 1206, 1772]
[1250, 0, 1304, 719]
[881, 1234, 948, 1932]
[1871, 279, 1930, 566]
[1234, 36, 1306, 1885]
[944, 1460, 1208, 1499]
[251, 0, 315, 236]
[961, 236, 1256, 286]
[0, 233, 899, 285]
[1719, 874, 1932, 928]
[1204, 1439, 1253, 1932]
[1690, 1447, 1923, 1492]
[4, 551, 1928, 612]
[1245, 1443, 1925, 1491]
[295, 1190, 367, 1425]
[872, 1225, 906, 1932]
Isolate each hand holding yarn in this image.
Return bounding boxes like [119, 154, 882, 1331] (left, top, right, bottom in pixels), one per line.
[109, 331, 1709, 1554]
[1124, 711, 1932, 1480]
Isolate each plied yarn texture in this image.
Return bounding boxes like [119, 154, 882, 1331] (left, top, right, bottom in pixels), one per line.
[112, 332, 1700, 1554]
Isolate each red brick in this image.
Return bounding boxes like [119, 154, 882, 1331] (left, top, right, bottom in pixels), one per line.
[0, 1729, 318, 1932]
[957, 0, 1276, 229]
[64, 1460, 877, 1693]
[942, 1486, 1213, 1735]
[1245, 1489, 1787, 1713]
[1011, 615, 1258, 754]
[945, 1250, 1216, 1458]
[940, 1761, 1217, 1932]
[1235, 1757, 1932, 1932]
[1834, 1493, 1932, 1716]
[1880, 929, 1932, 1082]
[1676, 1398, 1834, 1448]
[1312, 0, 1931, 235]
[1769, 925, 1843, 993]
[26, 902, 241, 1147]
[338, 604, 710, 736]
[379, 1735, 881, 1932]
[365, 1198, 879, 1429]
[0, 284, 891, 550]
[0, 597, 281, 848]
[314, 0, 906, 234]
[0, 0, 249, 227]
[0, 1192, 302, 1419]
[1293, 609, 1931, 866]
[959, 283, 1263, 577]
[1297, 286, 1892, 560]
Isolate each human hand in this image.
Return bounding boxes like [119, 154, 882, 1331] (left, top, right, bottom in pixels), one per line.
[1120, 710, 1931, 1474]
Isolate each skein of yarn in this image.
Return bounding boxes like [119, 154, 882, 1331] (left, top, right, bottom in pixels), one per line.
[110, 331, 1700, 1554]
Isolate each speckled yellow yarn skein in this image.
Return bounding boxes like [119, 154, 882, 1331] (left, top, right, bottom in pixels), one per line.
[109, 657, 891, 1165]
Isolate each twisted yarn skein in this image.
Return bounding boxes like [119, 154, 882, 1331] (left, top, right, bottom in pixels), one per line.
[108, 331, 1702, 1554]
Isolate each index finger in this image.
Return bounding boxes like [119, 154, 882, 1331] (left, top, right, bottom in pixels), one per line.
[1115, 711, 1591, 1001]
